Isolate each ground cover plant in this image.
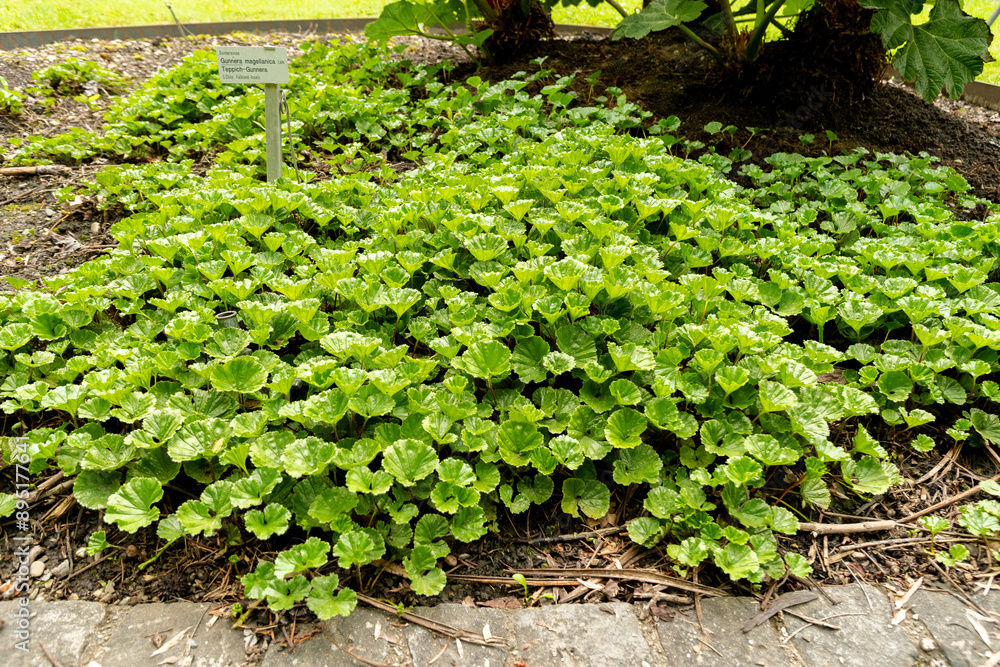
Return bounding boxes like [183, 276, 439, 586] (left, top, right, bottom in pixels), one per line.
[2, 38, 1000, 620]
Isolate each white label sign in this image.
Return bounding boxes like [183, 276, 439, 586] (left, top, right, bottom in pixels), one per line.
[216, 46, 289, 85]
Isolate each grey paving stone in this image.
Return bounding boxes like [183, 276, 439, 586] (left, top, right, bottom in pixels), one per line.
[655, 596, 791, 666]
[262, 607, 410, 667]
[908, 589, 994, 667]
[510, 602, 657, 667]
[406, 604, 511, 667]
[100, 602, 247, 667]
[783, 584, 919, 667]
[0, 599, 107, 667]
[971, 588, 1000, 616]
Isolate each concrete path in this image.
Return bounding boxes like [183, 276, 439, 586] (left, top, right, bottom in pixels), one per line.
[2, 582, 999, 666]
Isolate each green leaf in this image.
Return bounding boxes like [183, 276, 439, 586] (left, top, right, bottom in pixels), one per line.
[959, 506, 1000, 537]
[784, 553, 813, 578]
[861, 0, 990, 101]
[498, 421, 543, 466]
[919, 515, 950, 535]
[628, 517, 666, 548]
[555, 325, 598, 368]
[383, 439, 439, 486]
[365, 0, 458, 41]
[911, 433, 936, 453]
[842, 456, 893, 495]
[518, 474, 554, 504]
[542, 352, 576, 376]
[512, 336, 550, 383]
[451, 506, 488, 542]
[605, 408, 647, 448]
[612, 0, 707, 41]
[73, 469, 122, 510]
[645, 486, 684, 518]
[231, 468, 282, 509]
[613, 444, 663, 484]
[404, 544, 447, 596]
[732, 498, 769, 528]
[86, 530, 110, 556]
[212, 357, 267, 394]
[725, 457, 763, 486]
[283, 436, 335, 478]
[244, 503, 291, 540]
[982, 480, 1000, 497]
[458, 340, 510, 379]
[877, 370, 913, 403]
[105, 477, 163, 533]
[242, 562, 278, 599]
[415, 513, 450, 544]
[608, 342, 656, 372]
[264, 575, 312, 611]
[309, 486, 360, 524]
[0, 493, 16, 518]
[767, 506, 800, 535]
[275, 536, 330, 578]
[306, 575, 357, 620]
[561, 478, 610, 519]
[801, 477, 831, 509]
[713, 543, 760, 581]
[758, 381, 797, 413]
[609, 379, 642, 406]
[969, 408, 1000, 444]
[176, 500, 222, 536]
[668, 537, 710, 568]
[333, 530, 385, 568]
[168, 417, 233, 462]
[346, 467, 394, 495]
[157, 515, 185, 543]
[348, 384, 395, 419]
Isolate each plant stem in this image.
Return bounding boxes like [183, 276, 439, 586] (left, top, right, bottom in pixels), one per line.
[745, 0, 788, 62]
[769, 17, 793, 38]
[487, 377, 497, 407]
[718, 0, 738, 34]
[678, 25, 722, 62]
[605, 0, 629, 19]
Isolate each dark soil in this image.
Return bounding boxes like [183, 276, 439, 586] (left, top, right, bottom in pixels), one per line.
[2, 26, 1000, 635]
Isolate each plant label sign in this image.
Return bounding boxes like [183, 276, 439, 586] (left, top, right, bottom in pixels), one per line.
[216, 46, 289, 85]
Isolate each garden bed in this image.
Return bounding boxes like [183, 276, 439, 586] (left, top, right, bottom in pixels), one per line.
[1, 26, 1000, 644]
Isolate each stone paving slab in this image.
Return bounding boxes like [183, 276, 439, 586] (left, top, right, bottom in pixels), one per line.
[908, 589, 994, 667]
[262, 606, 411, 667]
[782, 583, 920, 667]
[511, 601, 657, 667]
[0, 599, 106, 667]
[16, 585, 1000, 667]
[655, 596, 793, 666]
[98, 602, 247, 667]
[407, 604, 512, 667]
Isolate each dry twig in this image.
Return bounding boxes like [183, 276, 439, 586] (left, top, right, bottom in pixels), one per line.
[799, 520, 897, 535]
[38, 641, 64, 667]
[509, 568, 727, 598]
[523, 526, 626, 544]
[356, 592, 507, 647]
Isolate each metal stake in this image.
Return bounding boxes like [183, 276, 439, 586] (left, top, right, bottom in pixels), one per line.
[264, 83, 282, 182]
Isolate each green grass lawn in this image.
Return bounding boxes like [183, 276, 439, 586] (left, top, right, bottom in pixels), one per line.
[0, 0, 638, 32]
[1, 0, 997, 84]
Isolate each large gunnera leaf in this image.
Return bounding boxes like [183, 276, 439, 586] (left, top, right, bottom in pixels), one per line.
[612, 0, 707, 41]
[861, 0, 990, 101]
